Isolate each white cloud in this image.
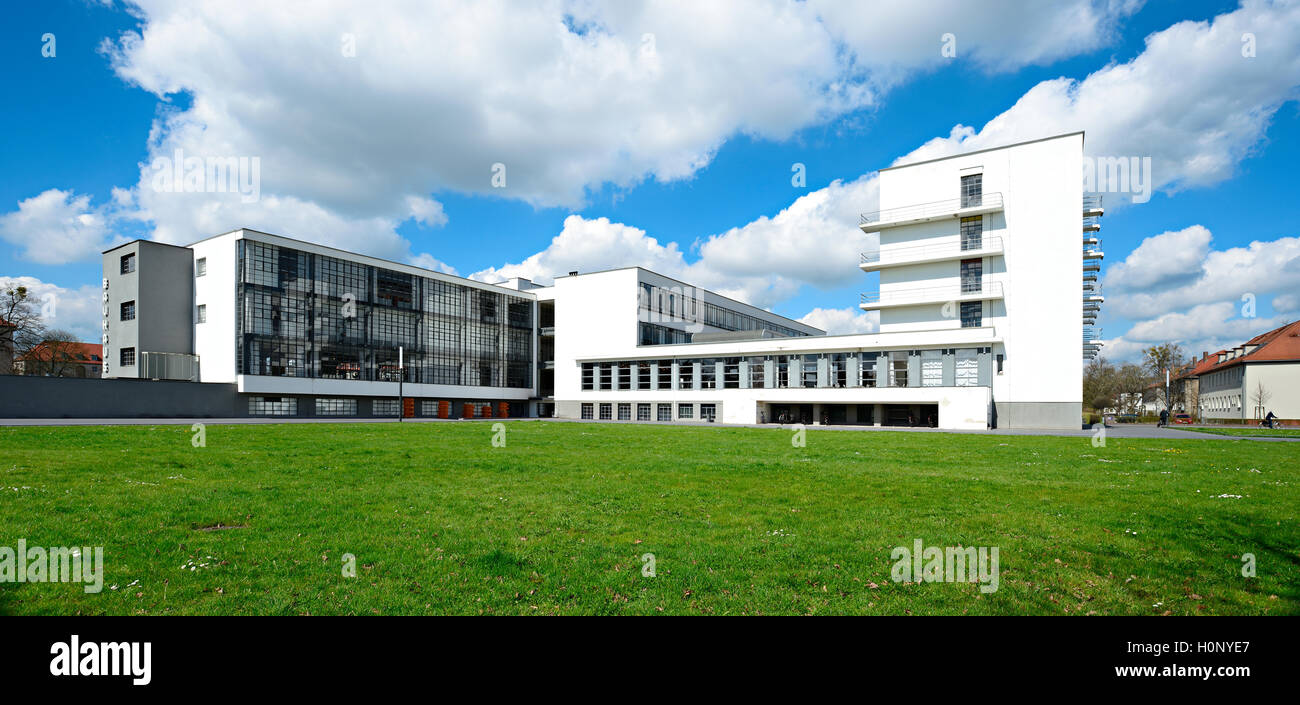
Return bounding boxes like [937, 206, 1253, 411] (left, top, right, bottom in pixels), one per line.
[0, 190, 122, 264]
[1272, 292, 1300, 313]
[892, 0, 1300, 200]
[798, 307, 878, 335]
[407, 252, 457, 275]
[471, 214, 688, 284]
[405, 196, 448, 228]
[1105, 225, 1211, 291]
[0, 276, 102, 343]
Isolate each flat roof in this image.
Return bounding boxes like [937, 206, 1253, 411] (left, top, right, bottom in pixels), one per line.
[879, 131, 1085, 172]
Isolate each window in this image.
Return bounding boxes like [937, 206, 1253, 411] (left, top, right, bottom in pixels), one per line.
[581, 363, 595, 391]
[656, 362, 671, 390]
[599, 403, 612, 420]
[828, 353, 847, 388]
[960, 216, 982, 251]
[120, 301, 136, 321]
[956, 349, 980, 387]
[638, 362, 651, 389]
[315, 398, 357, 415]
[617, 403, 632, 421]
[196, 304, 207, 324]
[889, 352, 908, 387]
[776, 356, 789, 388]
[996, 354, 1005, 374]
[860, 353, 878, 387]
[196, 258, 207, 277]
[921, 349, 942, 387]
[960, 301, 982, 328]
[748, 357, 765, 388]
[657, 403, 672, 421]
[802, 355, 818, 388]
[119, 347, 135, 366]
[678, 361, 694, 390]
[637, 403, 651, 421]
[120, 253, 136, 274]
[700, 359, 717, 389]
[677, 403, 694, 419]
[960, 173, 983, 208]
[372, 399, 401, 416]
[598, 364, 613, 390]
[617, 363, 632, 390]
[700, 404, 717, 422]
[960, 259, 983, 293]
[248, 396, 296, 416]
[581, 403, 594, 420]
[723, 358, 740, 388]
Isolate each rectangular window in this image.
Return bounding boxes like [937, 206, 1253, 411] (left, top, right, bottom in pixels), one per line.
[956, 349, 980, 387]
[638, 361, 651, 389]
[120, 347, 135, 366]
[580, 403, 594, 420]
[120, 253, 136, 274]
[748, 357, 765, 388]
[617, 363, 631, 390]
[829, 353, 847, 388]
[599, 364, 613, 390]
[960, 173, 983, 208]
[960, 216, 983, 251]
[889, 352, 908, 387]
[196, 304, 207, 324]
[860, 353, 878, 387]
[921, 349, 942, 387]
[581, 363, 595, 391]
[599, 403, 612, 420]
[656, 362, 671, 390]
[248, 396, 296, 416]
[677, 403, 694, 419]
[700, 404, 717, 422]
[700, 359, 717, 389]
[723, 358, 740, 389]
[637, 403, 651, 421]
[960, 301, 982, 328]
[315, 398, 357, 415]
[120, 300, 136, 321]
[776, 356, 789, 388]
[802, 355, 818, 388]
[657, 403, 672, 421]
[372, 399, 401, 416]
[960, 259, 983, 293]
[617, 403, 631, 421]
[678, 361, 694, 390]
[196, 258, 207, 277]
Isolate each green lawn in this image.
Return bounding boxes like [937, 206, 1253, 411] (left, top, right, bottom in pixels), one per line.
[1, 421, 1296, 615]
[1178, 426, 1300, 439]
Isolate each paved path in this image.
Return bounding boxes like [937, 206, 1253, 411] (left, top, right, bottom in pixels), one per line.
[1, 416, 1295, 441]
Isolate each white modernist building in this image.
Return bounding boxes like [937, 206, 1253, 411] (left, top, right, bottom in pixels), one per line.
[101, 133, 1095, 429]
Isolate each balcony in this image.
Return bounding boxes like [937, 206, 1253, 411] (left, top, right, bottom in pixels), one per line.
[859, 236, 1003, 272]
[1083, 195, 1104, 217]
[859, 192, 1004, 232]
[859, 280, 1004, 310]
[1083, 249, 1104, 260]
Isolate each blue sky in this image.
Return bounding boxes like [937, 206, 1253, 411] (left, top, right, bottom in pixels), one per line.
[3, 0, 1299, 363]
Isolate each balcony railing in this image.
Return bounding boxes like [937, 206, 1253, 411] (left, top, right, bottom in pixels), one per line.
[860, 236, 1003, 267]
[860, 280, 1004, 307]
[1083, 195, 1104, 212]
[860, 192, 1003, 227]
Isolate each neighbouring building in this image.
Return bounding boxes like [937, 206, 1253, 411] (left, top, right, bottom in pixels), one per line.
[100, 133, 1097, 428]
[15, 341, 103, 378]
[1176, 320, 1300, 422]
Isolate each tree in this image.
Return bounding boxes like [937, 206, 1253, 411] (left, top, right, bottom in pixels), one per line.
[1251, 381, 1272, 419]
[1115, 363, 1149, 415]
[21, 330, 83, 377]
[0, 285, 47, 366]
[1142, 343, 1186, 412]
[1083, 356, 1119, 412]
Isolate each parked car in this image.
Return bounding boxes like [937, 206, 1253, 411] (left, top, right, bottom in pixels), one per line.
[1173, 413, 1193, 425]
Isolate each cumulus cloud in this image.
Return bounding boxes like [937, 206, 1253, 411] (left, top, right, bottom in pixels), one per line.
[1105, 225, 1211, 291]
[0, 276, 103, 342]
[798, 307, 878, 335]
[405, 196, 448, 228]
[0, 190, 123, 264]
[893, 0, 1300, 200]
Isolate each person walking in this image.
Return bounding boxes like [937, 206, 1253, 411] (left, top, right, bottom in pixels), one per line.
[1158, 408, 1169, 428]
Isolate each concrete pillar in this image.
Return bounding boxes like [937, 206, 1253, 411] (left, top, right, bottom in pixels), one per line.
[739, 360, 750, 389]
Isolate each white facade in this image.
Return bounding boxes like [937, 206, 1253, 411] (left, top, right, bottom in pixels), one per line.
[543, 133, 1092, 429]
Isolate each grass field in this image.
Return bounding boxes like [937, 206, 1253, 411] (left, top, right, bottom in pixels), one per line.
[1177, 427, 1300, 439]
[1, 421, 1296, 615]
